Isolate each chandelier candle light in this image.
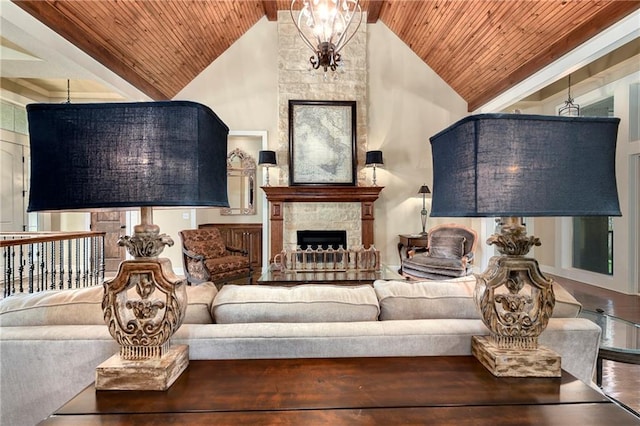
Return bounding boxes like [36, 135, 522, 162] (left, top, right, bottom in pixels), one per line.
[26, 101, 230, 390]
[429, 113, 621, 377]
[290, 0, 363, 74]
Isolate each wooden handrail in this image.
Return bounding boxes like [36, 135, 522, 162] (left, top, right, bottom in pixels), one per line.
[0, 231, 106, 247]
[1, 231, 107, 296]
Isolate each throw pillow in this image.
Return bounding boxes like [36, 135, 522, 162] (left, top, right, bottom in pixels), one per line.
[212, 284, 380, 323]
[428, 235, 466, 259]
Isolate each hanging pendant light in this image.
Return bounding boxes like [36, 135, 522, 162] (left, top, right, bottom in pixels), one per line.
[559, 75, 580, 116]
[290, 0, 362, 73]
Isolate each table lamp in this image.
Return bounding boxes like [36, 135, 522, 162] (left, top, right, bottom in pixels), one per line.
[418, 184, 431, 235]
[365, 150, 384, 186]
[26, 101, 230, 390]
[430, 113, 621, 377]
[258, 150, 277, 186]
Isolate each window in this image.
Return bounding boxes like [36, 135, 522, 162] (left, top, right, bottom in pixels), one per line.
[571, 97, 614, 275]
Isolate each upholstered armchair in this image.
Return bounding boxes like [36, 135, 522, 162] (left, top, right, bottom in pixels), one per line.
[179, 228, 252, 286]
[402, 224, 478, 280]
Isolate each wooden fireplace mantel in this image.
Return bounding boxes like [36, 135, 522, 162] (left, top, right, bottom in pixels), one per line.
[262, 186, 384, 260]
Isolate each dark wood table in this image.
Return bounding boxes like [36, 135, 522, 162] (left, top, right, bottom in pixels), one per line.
[41, 357, 640, 425]
[398, 233, 429, 273]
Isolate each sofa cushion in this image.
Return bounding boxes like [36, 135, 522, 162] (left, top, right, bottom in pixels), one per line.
[212, 284, 380, 324]
[374, 277, 582, 320]
[0, 282, 217, 326]
[375, 277, 478, 320]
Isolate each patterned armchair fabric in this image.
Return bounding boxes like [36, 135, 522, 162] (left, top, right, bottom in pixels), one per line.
[402, 224, 478, 280]
[180, 228, 252, 286]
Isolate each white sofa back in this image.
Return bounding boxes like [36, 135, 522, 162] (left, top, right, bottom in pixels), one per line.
[0, 277, 582, 327]
[0, 282, 218, 326]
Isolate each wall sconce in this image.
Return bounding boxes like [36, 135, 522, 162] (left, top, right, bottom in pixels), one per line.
[365, 150, 384, 186]
[418, 184, 431, 234]
[26, 101, 230, 390]
[258, 150, 277, 186]
[430, 113, 620, 377]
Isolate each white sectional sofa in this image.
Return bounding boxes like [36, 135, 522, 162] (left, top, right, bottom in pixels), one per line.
[0, 277, 601, 426]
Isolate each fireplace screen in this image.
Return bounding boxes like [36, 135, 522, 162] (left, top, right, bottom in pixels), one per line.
[273, 230, 379, 272]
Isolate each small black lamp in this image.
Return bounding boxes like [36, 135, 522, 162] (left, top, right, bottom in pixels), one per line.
[418, 184, 431, 234]
[258, 150, 277, 186]
[365, 150, 384, 186]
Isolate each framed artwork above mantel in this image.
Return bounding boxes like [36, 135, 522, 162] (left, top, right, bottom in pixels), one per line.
[288, 100, 357, 186]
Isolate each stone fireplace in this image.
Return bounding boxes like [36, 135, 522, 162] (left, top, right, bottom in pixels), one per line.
[262, 186, 382, 260]
[263, 12, 372, 262]
[276, 10, 368, 186]
[286, 203, 360, 250]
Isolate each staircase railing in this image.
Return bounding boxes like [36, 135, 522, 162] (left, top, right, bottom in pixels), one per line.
[1, 231, 105, 297]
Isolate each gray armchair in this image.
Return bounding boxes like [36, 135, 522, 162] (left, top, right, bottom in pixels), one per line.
[402, 224, 478, 280]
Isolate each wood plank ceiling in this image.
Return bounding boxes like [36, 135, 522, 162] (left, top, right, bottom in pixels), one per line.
[13, 0, 640, 111]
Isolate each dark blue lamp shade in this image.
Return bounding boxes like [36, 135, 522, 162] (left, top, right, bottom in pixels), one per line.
[26, 101, 230, 211]
[429, 114, 621, 217]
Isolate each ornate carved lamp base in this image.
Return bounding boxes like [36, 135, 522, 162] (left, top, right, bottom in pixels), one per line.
[472, 217, 560, 378]
[97, 257, 188, 390]
[97, 208, 189, 391]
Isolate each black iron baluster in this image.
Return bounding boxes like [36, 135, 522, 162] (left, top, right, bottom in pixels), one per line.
[38, 243, 47, 290]
[3, 246, 11, 297]
[82, 237, 88, 287]
[28, 243, 35, 293]
[58, 240, 65, 290]
[18, 244, 25, 293]
[66, 239, 72, 289]
[50, 241, 56, 290]
[90, 236, 96, 286]
[99, 235, 105, 284]
[74, 238, 80, 289]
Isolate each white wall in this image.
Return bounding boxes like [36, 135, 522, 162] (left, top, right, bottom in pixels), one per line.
[367, 23, 470, 267]
[176, 17, 279, 137]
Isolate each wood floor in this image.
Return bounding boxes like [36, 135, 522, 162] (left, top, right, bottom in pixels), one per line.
[552, 275, 640, 416]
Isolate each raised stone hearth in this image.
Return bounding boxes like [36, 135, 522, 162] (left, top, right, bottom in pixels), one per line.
[262, 186, 383, 261]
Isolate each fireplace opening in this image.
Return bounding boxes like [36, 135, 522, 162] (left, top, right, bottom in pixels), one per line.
[297, 230, 347, 250]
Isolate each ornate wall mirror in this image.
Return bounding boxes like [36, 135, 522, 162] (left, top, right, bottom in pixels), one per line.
[221, 148, 256, 215]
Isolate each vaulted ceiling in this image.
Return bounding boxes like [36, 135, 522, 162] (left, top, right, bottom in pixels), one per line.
[11, 0, 640, 111]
